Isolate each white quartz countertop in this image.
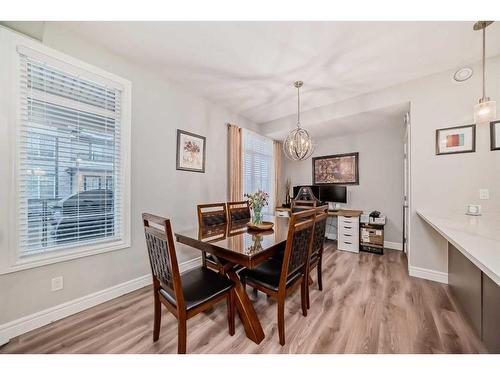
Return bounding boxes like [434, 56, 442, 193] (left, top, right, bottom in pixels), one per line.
[417, 210, 500, 286]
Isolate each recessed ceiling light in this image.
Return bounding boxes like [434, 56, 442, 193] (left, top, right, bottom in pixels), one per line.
[453, 67, 473, 82]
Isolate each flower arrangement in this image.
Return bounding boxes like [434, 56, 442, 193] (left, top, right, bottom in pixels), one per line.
[244, 190, 269, 225]
[184, 141, 200, 153]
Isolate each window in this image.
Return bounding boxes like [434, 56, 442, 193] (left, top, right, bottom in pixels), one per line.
[83, 176, 102, 191]
[242, 129, 274, 213]
[6, 41, 131, 268]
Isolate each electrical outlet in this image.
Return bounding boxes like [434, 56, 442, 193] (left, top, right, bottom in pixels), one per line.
[51, 276, 63, 291]
[479, 189, 490, 200]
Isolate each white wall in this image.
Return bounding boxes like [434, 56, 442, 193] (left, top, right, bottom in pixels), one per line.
[285, 123, 404, 243]
[263, 56, 500, 279]
[0, 24, 259, 326]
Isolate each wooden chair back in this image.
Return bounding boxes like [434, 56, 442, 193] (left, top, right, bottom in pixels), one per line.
[291, 199, 317, 213]
[198, 224, 227, 242]
[142, 213, 185, 311]
[311, 205, 329, 260]
[197, 203, 228, 227]
[227, 201, 251, 224]
[279, 208, 316, 290]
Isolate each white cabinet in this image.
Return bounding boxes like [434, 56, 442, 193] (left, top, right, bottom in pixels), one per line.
[337, 215, 360, 253]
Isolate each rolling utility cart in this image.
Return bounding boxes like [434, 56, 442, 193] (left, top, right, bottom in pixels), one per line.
[360, 214, 386, 255]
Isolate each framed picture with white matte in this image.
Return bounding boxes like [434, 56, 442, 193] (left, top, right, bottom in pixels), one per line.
[491, 120, 500, 151]
[176, 129, 206, 173]
[435, 124, 476, 155]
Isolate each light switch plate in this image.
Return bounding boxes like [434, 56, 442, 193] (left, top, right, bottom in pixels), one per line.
[466, 204, 482, 216]
[479, 189, 490, 200]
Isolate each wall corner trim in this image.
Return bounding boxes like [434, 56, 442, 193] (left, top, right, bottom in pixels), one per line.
[409, 265, 448, 284]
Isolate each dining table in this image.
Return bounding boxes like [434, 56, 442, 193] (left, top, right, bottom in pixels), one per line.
[175, 215, 290, 344]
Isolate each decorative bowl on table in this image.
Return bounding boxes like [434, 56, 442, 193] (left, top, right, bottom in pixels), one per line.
[247, 221, 274, 231]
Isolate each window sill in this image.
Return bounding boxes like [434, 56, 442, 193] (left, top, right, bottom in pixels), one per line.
[0, 238, 131, 275]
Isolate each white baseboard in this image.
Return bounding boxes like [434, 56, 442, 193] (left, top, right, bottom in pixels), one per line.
[384, 241, 403, 251]
[180, 256, 202, 273]
[409, 266, 448, 284]
[0, 274, 151, 347]
[326, 236, 402, 252]
[0, 257, 204, 347]
[0, 255, 205, 347]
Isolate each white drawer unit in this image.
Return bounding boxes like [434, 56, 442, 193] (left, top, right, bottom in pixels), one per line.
[337, 215, 360, 253]
[338, 231, 359, 243]
[339, 224, 358, 235]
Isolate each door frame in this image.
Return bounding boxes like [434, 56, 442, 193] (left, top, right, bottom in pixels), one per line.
[403, 108, 411, 259]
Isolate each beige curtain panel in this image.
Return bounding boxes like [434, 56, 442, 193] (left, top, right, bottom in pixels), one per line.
[228, 123, 243, 201]
[273, 140, 282, 208]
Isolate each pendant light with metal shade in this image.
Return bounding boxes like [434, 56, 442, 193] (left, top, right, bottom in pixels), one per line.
[473, 21, 496, 124]
[283, 81, 315, 161]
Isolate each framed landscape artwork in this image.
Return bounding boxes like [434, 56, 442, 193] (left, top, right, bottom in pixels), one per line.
[312, 152, 359, 185]
[176, 129, 206, 173]
[491, 120, 500, 151]
[435, 124, 476, 155]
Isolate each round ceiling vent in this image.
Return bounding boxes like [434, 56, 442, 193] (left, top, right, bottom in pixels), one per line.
[453, 67, 473, 82]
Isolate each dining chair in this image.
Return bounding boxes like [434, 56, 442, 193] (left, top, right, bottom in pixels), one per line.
[142, 213, 235, 354]
[306, 205, 329, 309]
[291, 199, 317, 213]
[197, 203, 228, 271]
[226, 201, 251, 224]
[240, 208, 316, 346]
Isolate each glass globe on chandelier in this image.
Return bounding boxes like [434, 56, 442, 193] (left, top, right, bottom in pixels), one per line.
[473, 21, 496, 125]
[283, 81, 315, 161]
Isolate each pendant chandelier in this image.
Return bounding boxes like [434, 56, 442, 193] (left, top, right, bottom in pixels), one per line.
[473, 21, 496, 124]
[283, 81, 315, 161]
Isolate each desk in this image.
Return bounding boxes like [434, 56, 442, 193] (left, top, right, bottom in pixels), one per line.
[275, 207, 362, 217]
[327, 209, 363, 217]
[417, 210, 500, 352]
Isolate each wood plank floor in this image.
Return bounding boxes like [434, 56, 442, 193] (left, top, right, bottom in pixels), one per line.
[0, 241, 487, 354]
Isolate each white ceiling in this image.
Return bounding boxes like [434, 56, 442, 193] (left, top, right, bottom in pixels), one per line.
[279, 102, 409, 140]
[52, 21, 500, 124]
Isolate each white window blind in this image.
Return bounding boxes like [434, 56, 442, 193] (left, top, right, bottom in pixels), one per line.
[242, 129, 274, 214]
[17, 49, 124, 256]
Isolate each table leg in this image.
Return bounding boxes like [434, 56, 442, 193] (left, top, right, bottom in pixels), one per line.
[225, 269, 265, 344]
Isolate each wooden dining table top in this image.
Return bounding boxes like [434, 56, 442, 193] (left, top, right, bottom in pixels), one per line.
[175, 215, 290, 269]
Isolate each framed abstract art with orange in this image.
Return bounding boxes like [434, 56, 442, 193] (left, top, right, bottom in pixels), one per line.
[436, 124, 476, 155]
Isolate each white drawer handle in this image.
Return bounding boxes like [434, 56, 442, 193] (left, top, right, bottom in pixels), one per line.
[344, 226, 352, 229]
[344, 241, 352, 245]
[344, 234, 352, 237]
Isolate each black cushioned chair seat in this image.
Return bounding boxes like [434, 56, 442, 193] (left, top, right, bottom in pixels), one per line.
[240, 258, 301, 291]
[159, 267, 233, 310]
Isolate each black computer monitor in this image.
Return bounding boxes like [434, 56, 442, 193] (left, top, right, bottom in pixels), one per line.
[319, 185, 347, 203]
[292, 185, 320, 200]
